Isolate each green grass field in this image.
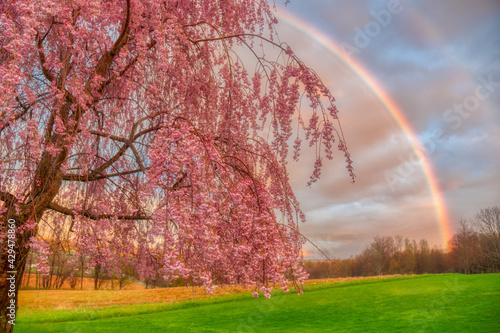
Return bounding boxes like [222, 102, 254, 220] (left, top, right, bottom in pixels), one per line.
[14, 274, 500, 332]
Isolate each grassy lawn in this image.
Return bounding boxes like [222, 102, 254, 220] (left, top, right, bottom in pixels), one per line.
[14, 274, 500, 332]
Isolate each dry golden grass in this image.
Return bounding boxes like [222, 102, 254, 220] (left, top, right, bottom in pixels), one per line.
[21, 275, 144, 290]
[19, 275, 401, 312]
[19, 284, 250, 311]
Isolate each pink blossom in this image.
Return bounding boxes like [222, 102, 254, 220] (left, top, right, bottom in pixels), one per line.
[0, 0, 354, 300]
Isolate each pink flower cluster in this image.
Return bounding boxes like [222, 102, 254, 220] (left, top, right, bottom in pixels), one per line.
[1, 0, 354, 296]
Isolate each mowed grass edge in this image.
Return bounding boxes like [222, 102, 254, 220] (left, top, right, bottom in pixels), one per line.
[17, 275, 428, 325]
[15, 274, 500, 332]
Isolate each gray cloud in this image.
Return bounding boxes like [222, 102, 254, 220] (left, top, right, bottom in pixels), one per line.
[275, 1, 500, 258]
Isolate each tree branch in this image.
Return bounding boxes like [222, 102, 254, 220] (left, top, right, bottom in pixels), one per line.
[36, 27, 56, 83]
[0, 97, 32, 133]
[47, 201, 152, 221]
[0, 190, 18, 208]
[85, 0, 131, 94]
[62, 168, 149, 182]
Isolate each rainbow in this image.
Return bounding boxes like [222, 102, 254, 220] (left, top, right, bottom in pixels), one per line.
[276, 9, 453, 246]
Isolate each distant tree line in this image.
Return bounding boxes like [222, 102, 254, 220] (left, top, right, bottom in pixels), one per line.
[304, 206, 499, 279]
[22, 207, 499, 289]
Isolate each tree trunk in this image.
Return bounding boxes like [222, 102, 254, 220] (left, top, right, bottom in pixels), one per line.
[47, 256, 55, 289]
[81, 258, 84, 290]
[94, 264, 100, 290]
[1, 216, 33, 333]
[25, 252, 33, 288]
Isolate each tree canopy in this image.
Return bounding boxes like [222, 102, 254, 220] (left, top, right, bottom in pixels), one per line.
[0, 0, 354, 307]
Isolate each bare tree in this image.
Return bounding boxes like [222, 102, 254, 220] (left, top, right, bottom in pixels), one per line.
[400, 238, 417, 275]
[361, 236, 395, 276]
[473, 207, 500, 272]
[416, 239, 431, 274]
[448, 220, 483, 274]
[474, 207, 500, 236]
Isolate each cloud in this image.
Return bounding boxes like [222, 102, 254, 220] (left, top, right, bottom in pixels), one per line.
[274, 0, 500, 259]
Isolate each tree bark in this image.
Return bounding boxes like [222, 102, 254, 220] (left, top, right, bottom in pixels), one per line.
[1, 161, 62, 332]
[1, 216, 33, 333]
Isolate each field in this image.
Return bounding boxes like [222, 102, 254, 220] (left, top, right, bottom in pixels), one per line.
[14, 274, 500, 332]
[20, 275, 145, 291]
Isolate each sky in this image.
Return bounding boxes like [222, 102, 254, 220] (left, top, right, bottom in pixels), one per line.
[271, 0, 500, 258]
